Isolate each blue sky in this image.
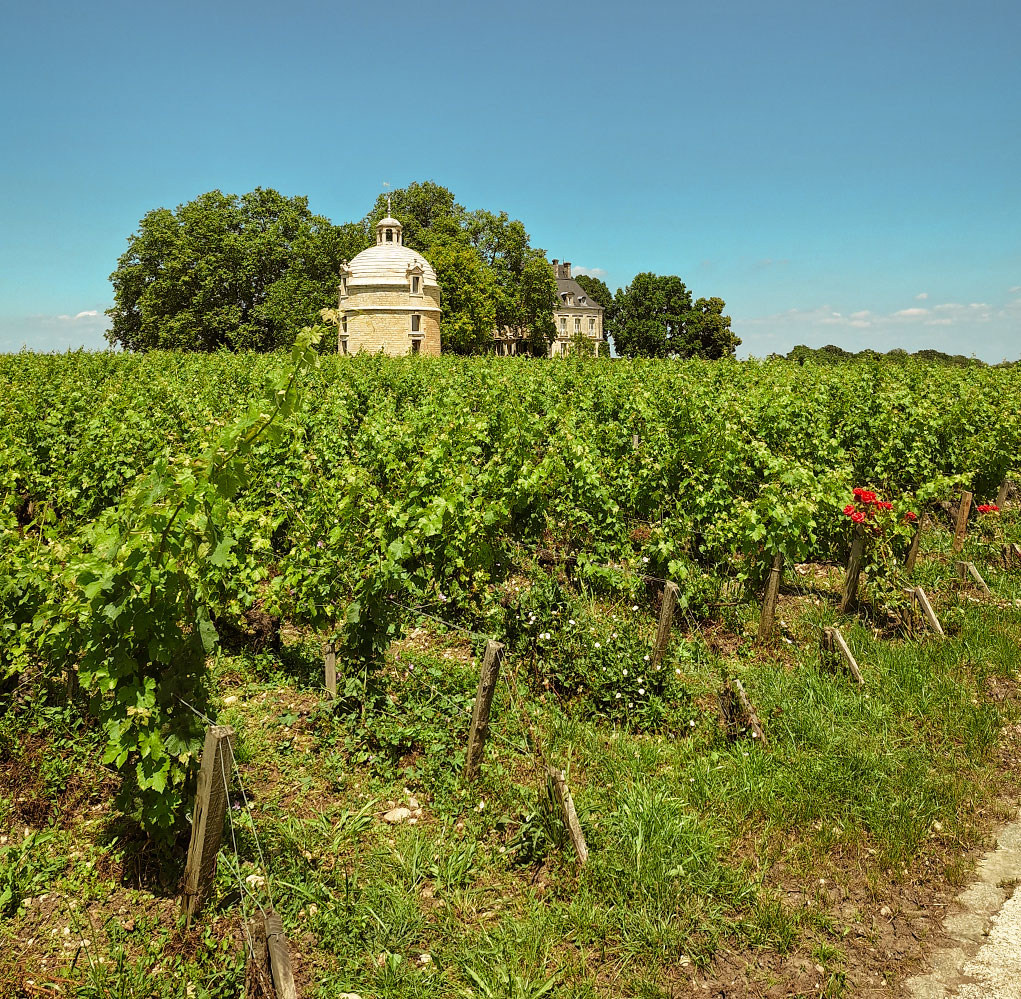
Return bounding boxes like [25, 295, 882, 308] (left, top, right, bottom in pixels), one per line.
[1, 0, 1018, 360]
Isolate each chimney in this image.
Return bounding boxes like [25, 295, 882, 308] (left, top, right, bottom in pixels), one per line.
[552, 258, 559, 276]
[563, 262, 571, 279]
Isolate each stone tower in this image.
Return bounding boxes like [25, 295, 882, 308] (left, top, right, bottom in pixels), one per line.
[337, 213, 442, 355]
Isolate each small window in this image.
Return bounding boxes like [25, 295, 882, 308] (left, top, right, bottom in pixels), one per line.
[342, 315, 348, 333]
[386, 228, 393, 242]
[411, 339, 421, 355]
[340, 338, 348, 355]
[411, 314, 421, 333]
[340, 276, 348, 295]
[574, 318, 581, 332]
[411, 275, 420, 294]
[589, 318, 595, 332]
[560, 317, 567, 330]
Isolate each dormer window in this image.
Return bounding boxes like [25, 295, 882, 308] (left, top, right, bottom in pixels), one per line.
[411, 275, 420, 294]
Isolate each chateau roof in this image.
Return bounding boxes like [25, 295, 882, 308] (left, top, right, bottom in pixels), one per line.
[556, 275, 604, 312]
[347, 243, 438, 286]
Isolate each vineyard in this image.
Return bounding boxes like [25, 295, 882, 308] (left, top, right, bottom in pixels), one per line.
[2, 338, 1021, 997]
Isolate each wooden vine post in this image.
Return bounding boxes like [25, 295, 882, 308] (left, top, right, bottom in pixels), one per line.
[324, 640, 337, 699]
[651, 581, 679, 669]
[904, 517, 923, 575]
[952, 490, 973, 552]
[265, 909, 298, 999]
[903, 587, 945, 637]
[956, 560, 990, 595]
[757, 552, 784, 643]
[996, 480, 1009, 508]
[464, 640, 505, 783]
[821, 627, 864, 685]
[545, 765, 589, 864]
[838, 524, 866, 614]
[719, 679, 767, 746]
[181, 724, 235, 922]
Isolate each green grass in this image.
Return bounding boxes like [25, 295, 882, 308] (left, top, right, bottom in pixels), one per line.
[2, 515, 1021, 996]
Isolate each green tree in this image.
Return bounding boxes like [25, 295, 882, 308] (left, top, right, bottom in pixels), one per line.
[609, 273, 692, 358]
[684, 297, 740, 359]
[107, 189, 366, 352]
[610, 275, 738, 360]
[517, 257, 559, 357]
[428, 243, 497, 355]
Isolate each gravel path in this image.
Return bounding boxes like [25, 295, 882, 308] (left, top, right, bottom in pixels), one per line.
[905, 812, 1021, 998]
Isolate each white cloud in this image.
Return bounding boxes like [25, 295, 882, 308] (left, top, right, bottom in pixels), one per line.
[893, 307, 929, 319]
[1, 307, 111, 353]
[1009, 285, 1021, 294]
[915, 292, 928, 300]
[572, 266, 607, 279]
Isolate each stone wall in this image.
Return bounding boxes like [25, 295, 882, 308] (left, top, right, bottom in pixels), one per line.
[340, 285, 442, 357]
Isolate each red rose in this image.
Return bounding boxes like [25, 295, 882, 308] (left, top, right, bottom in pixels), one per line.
[843, 504, 855, 516]
[851, 511, 865, 524]
[852, 487, 864, 498]
[905, 511, 918, 521]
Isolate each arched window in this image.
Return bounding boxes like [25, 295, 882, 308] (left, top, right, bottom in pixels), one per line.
[386, 228, 393, 243]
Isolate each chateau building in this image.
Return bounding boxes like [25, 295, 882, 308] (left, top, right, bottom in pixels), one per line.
[493, 259, 605, 356]
[550, 259, 605, 356]
[337, 211, 441, 356]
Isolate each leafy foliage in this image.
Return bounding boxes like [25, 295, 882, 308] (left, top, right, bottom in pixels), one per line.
[107, 189, 367, 352]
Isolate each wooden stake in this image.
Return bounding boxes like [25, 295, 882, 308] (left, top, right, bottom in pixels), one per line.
[245, 914, 274, 999]
[651, 581, 679, 669]
[953, 490, 973, 552]
[265, 909, 298, 999]
[906, 586, 944, 637]
[632, 433, 640, 450]
[904, 518, 923, 575]
[181, 725, 235, 922]
[956, 560, 990, 595]
[839, 524, 866, 614]
[996, 480, 1009, 508]
[719, 679, 767, 746]
[821, 627, 864, 685]
[733, 679, 767, 746]
[464, 640, 505, 783]
[1004, 542, 1021, 569]
[545, 765, 588, 864]
[324, 641, 337, 699]
[757, 553, 784, 643]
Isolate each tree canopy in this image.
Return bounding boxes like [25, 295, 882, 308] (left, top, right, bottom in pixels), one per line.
[609, 273, 739, 359]
[106, 189, 368, 352]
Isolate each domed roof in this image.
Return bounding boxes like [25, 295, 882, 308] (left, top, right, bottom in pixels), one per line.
[347, 242, 438, 286]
